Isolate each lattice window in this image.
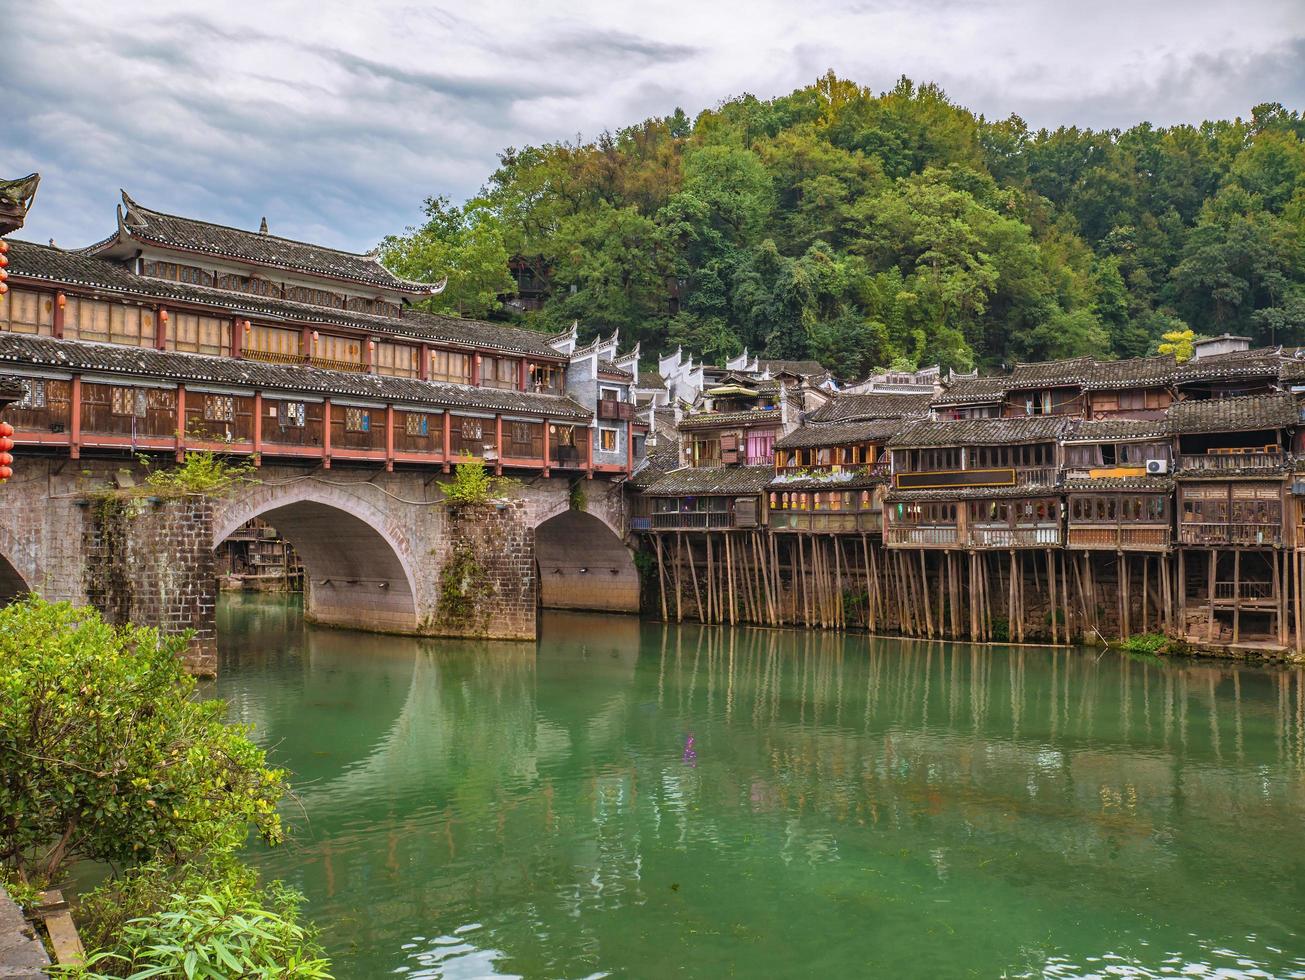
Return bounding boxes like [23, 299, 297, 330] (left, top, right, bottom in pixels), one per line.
[204, 394, 235, 422]
[111, 387, 147, 418]
[277, 401, 306, 427]
[600, 427, 617, 452]
[405, 413, 428, 437]
[345, 408, 371, 432]
[460, 418, 483, 441]
[16, 379, 45, 409]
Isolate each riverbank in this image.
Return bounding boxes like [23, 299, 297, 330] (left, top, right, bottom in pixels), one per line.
[0, 888, 49, 979]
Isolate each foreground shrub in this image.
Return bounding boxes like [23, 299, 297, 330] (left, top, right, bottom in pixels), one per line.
[0, 597, 285, 885]
[58, 861, 331, 979]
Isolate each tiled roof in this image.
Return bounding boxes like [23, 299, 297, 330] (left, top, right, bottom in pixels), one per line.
[638, 371, 666, 389]
[1175, 348, 1285, 384]
[774, 417, 907, 449]
[931, 376, 1007, 406]
[885, 483, 1059, 502]
[1062, 476, 1175, 492]
[1063, 417, 1170, 442]
[1166, 393, 1297, 434]
[641, 465, 774, 496]
[1083, 355, 1179, 390]
[89, 192, 434, 293]
[767, 470, 885, 491]
[1007, 356, 1096, 388]
[678, 408, 782, 430]
[6, 240, 562, 359]
[597, 359, 634, 381]
[1280, 356, 1305, 382]
[890, 415, 1072, 447]
[0, 333, 590, 419]
[759, 359, 826, 377]
[805, 392, 933, 423]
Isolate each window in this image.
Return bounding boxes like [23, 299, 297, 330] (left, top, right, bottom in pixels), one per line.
[599, 427, 618, 452]
[112, 387, 147, 418]
[345, 408, 371, 432]
[170, 312, 230, 356]
[460, 418, 483, 441]
[510, 422, 533, 450]
[16, 379, 45, 409]
[277, 401, 306, 427]
[600, 386, 620, 402]
[431, 350, 473, 385]
[529, 363, 562, 393]
[405, 413, 429, 437]
[204, 394, 235, 422]
[481, 356, 519, 390]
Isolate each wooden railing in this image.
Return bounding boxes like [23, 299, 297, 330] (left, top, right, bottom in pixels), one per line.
[1214, 580, 1275, 601]
[769, 512, 882, 533]
[1178, 522, 1281, 547]
[968, 524, 1062, 549]
[309, 355, 367, 373]
[1066, 525, 1171, 550]
[1178, 452, 1285, 472]
[651, 511, 735, 530]
[242, 348, 304, 366]
[885, 525, 959, 547]
[598, 400, 635, 421]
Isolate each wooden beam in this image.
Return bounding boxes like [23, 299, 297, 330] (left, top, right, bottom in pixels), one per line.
[68, 374, 81, 459]
[322, 397, 332, 470]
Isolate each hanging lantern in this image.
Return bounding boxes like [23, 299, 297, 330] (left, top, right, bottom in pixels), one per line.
[0, 254, 8, 268]
[368, 340, 376, 352]
[56, 292, 66, 310]
[312, 330, 319, 343]
[159, 309, 169, 324]
[244, 319, 252, 334]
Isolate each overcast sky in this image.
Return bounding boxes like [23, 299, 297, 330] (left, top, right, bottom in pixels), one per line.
[3, 0, 1302, 253]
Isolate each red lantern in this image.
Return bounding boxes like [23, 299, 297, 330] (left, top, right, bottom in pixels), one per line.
[159, 309, 169, 324]
[244, 320, 252, 334]
[56, 292, 66, 310]
[0, 284, 7, 295]
[0, 422, 14, 439]
[0, 453, 12, 467]
[0, 240, 8, 253]
[0, 466, 12, 481]
[0, 255, 8, 268]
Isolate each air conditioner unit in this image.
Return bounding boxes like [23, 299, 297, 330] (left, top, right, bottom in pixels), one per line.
[1146, 459, 1169, 475]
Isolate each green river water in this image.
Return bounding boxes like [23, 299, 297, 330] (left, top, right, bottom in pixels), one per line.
[208, 595, 1305, 978]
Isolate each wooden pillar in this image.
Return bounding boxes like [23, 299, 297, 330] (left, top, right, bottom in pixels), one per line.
[232, 317, 243, 358]
[385, 405, 396, 472]
[471, 353, 481, 387]
[626, 420, 634, 475]
[443, 412, 453, 472]
[1178, 548, 1186, 638]
[68, 374, 81, 459]
[53, 292, 65, 339]
[1207, 549, 1217, 642]
[174, 384, 186, 462]
[542, 420, 551, 477]
[493, 414, 503, 476]
[322, 397, 332, 470]
[519, 358, 529, 392]
[155, 307, 168, 350]
[419, 344, 431, 381]
[586, 425, 594, 478]
[252, 392, 263, 466]
[1232, 549, 1241, 645]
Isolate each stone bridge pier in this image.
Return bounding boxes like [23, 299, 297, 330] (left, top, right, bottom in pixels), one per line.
[0, 459, 640, 674]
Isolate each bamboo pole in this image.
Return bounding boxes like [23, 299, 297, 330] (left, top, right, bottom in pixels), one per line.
[673, 532, 683, 623]
[687, 533, 704, 622]
[1048, 549, 1058, 644]
[1233, 548, 1241, 645]
[654, 533, 668, 622]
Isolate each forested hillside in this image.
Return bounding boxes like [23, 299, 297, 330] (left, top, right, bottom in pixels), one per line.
[381, 73, 1305, 377]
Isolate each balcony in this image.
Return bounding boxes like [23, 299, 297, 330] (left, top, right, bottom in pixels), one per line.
[968, 524, 1062, 549]
[598, 400, 635, 421]
[1178, 451, 1285, 473]
[768, 512, 882, 533]
[243, 348, 305, 366]
[651, 511, 736, 530]
[885, 525, 959, 548]
[1178, 522, 1281, 547]
[894, 465, 1057, 491]
[1066, 525, 1171, 551]
[309, 355, 367, 373]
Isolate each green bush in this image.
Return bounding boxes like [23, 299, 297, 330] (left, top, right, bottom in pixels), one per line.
[441, 456, 520, 507]
[138, 446, 258, 496]
[0, 598, 286, 886]
[59, 861, 331, 979]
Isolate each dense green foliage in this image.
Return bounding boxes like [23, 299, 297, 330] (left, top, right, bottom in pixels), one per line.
[139, 447, 259, 496]
[440, 456, 520, 506]
[0, 598, 286, 885]
[386, 73, 1305, 376]
[61, 862, 331, 979]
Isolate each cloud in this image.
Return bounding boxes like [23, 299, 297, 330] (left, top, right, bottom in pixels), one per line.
[1, 0, 1300, 252]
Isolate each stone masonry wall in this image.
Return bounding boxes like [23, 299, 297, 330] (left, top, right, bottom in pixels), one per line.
[432, 499, 537, 640]
[83, 493, 218, 676]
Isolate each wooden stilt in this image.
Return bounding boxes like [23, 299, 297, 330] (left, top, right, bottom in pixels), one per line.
[1232, 548, 1241, 645]
[673, 532, 683, 623]
[1208, 549, 1217, 642]
[654, 534, 669, 622]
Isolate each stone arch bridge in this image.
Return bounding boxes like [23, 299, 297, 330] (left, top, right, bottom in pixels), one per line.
[0, 458, 639, 673]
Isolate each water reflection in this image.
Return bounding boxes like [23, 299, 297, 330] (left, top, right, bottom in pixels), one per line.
[213, 598, 1305, 979]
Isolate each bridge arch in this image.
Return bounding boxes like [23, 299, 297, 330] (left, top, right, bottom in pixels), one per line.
[0, 550, 30, 605]
[534, 508, 639, 613]
[214, 484, 421, 634]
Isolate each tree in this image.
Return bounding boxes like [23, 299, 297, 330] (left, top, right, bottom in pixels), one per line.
[0, 598, 286, 885]
[1157, 327, 1196, 363]
[379, 196, 514, 318]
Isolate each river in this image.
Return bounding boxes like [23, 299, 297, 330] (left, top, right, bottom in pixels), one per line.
[208, 594, 1305, 979]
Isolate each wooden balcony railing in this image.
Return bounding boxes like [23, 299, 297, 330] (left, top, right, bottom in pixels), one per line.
[1066, 525, 1171, 550]
[597, 400, 635, 421]
[1178, 452, 1285, 472]
[651, 511, 735, 530]
[1178, 522, 1282, 547]
[309, 355, 367, 373]
[242, 348, 305, 366]
[968, 524, 1062, 549]
[885, 525, 959, 547]
[1214, 580, 1276, 601]
[768, 512, 882, 533]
